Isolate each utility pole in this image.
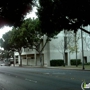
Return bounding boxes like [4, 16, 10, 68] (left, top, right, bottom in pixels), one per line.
[81, 30, 85, 70]
[64, 30, 66, 66]
[75, 32, 78, 67]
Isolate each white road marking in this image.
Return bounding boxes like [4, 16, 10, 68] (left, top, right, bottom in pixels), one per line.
[25, 79, 28, 80]
[44, 73, 50, 74]
[25, 79, 37, 83]
[71, 78, 74, 79]
[34, 81, 37, 83]
[31, 80, 37, 83]
[52, 72, 65, 75]
[55, 76, 59, 77]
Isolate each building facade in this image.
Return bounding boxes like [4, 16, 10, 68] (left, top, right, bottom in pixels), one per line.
[14, 26, 90, 66]
[14, 35, 50, 66]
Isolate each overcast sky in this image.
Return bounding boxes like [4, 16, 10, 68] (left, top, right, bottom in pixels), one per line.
[0, 6, 37, 39]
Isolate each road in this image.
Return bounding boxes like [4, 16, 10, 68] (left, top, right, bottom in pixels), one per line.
[0, 66, 89, 90]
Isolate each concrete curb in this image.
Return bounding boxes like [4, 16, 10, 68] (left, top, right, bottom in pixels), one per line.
[10, 65, 90, 71]
[45, 67, 90, 71]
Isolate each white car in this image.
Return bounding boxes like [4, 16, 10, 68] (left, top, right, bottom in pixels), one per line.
[0, 63, 5, 66]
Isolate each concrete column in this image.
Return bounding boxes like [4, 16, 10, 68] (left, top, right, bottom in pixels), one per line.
[34, 53, 36, 66]
[18, 55, 20, 65]
[26, 54, 28, 65]
[14, 53, 16, 66]
[68, 52, 71, 66]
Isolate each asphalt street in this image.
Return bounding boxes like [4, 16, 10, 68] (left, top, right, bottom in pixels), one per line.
[0, 66, 89, 90]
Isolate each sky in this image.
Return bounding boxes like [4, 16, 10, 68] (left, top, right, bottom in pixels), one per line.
[0, 7, 37, 50]
[0, 6, 37, 39]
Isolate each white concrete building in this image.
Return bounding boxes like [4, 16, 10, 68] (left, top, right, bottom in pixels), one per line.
[14, 26, 90, 66]
[14, 35, 50, 66]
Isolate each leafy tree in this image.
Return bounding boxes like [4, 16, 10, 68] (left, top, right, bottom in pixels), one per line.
[0, 17, 57, 67]
[83, 35, 90, 51]
[37, 0, 90, 35]
[67, 31, 80, 66]
[0, 24, 31, 66]
[0, 50, 11, 60]
[52, 31, 79, 65]
[0, 0, 36, 27]
[0, 31, 12, 50]
[37, 0, 90, 69]
[21, 18, 52, 66]
[9, 27, 28, 66]
[0, 31, 13, 60]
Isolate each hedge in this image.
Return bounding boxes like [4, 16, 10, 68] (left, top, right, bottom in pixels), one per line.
[70, 59, 81, 65]
[50, 59, 64, 66]
[84, 62, 90, 65]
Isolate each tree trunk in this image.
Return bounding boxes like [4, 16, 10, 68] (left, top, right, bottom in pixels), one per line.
[19, 52, 22, 67]
[39, 52, 43, 66]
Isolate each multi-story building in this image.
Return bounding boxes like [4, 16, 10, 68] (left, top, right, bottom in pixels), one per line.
[14, 35, 50, 66]
[14, 26, 90, 66]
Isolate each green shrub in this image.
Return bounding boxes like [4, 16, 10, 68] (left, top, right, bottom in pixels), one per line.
[50, 59, 64, 66]
[70, 59, 81, 65]
[84, 62, 90, 65]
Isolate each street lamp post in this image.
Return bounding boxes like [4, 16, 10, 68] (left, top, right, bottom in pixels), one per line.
[81, 30, 85, 70]
[75, 33, 78, 67]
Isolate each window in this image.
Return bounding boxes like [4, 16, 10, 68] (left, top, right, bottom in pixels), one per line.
[31, 56, 34, 59]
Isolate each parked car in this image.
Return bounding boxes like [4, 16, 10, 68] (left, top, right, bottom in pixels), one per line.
[6, 61, 10, 66]
[0, 63, 5, 66]
[3, 59, 11, 66]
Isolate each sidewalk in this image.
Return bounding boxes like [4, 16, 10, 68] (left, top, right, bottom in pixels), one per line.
[49, 65, 90, 70]
[12, 64, 90, 70]
[47, 66, 90, 70]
